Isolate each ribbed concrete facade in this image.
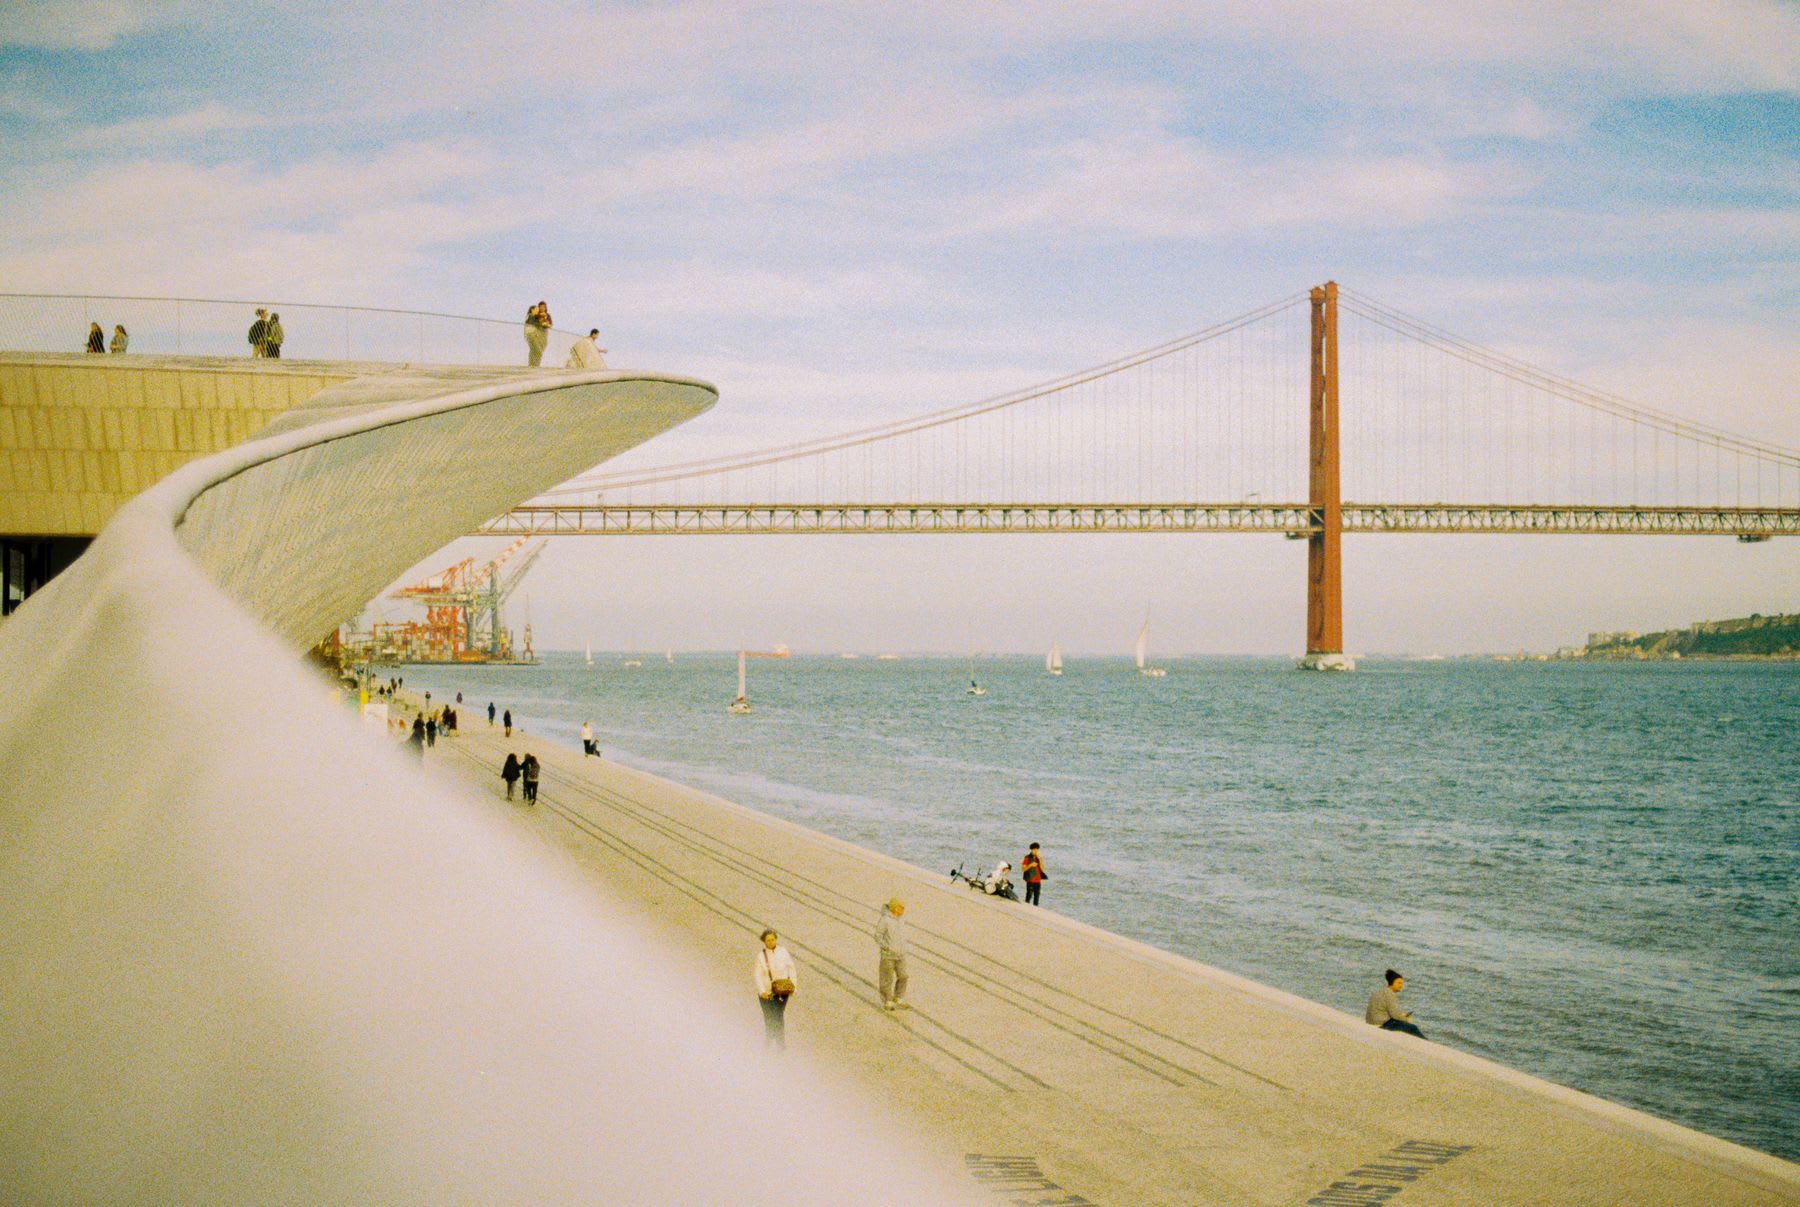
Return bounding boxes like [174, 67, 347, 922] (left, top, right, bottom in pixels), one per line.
[0, 354, 358, 536]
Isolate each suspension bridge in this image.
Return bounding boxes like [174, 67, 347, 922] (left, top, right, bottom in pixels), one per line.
[479, 283, 1800, 668]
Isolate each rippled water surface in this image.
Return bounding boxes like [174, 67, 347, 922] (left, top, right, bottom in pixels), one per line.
[397, 655, 1800, 1160]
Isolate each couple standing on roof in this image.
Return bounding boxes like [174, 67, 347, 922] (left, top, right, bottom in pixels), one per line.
[523, 301, 607, 369]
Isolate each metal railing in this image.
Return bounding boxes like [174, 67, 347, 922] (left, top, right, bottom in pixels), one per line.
[0, 292, 586, 367]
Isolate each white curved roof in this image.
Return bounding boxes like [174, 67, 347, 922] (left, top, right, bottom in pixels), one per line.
[0, 364, 985, 1203]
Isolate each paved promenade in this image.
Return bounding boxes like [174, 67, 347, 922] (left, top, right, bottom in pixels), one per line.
[426, 707, 1800, 1207]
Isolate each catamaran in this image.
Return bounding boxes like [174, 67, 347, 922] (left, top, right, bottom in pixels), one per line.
[1136, 615, 1166, 677]
[1046, 643, 1063, 676]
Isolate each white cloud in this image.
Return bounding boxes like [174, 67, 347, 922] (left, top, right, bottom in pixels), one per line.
[935, 133, 1524, 241]
[0, 0, 170, 50]
[72, 103, 274, 148]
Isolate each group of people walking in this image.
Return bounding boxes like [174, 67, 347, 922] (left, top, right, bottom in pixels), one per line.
[83, 323, 127, 353]
[247, 308, 285, 358]
[523, 300, 608, 369]
[500, 752, 540, 802]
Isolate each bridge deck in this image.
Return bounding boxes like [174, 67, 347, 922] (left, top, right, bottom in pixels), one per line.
[437, 717, 1800, 1207]
[478, 501, 1800, 537]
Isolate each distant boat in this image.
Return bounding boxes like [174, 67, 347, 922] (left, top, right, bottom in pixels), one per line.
[1046, 643, 1063, 676]
[621, 658, 642, 668]
[665, 649, 674, 664]
[730, 650, 752, 714]
[1136, 615, 1166, 677]
[876, 653, 900, 661]
[585, 641, 593, 668]
[839, 652, 861, 659]
[966, 655, 986, 696]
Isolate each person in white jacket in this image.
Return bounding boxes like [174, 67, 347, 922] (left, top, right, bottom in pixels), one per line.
[565, 328, 608, 369]
[755, 929, 798, 1051]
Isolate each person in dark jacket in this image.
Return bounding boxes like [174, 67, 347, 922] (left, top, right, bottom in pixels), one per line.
[501, 753, 521, 800]
[264, 312, 284, 358]
[85, 322, 105, 353]
[248, 309, 268, 356]
[425, 715, 436, 747]
[503, 708, 513, 737]
[488, 701, 496, 726]
[521, 754, 540, 804]
[408, 716, 426, 759]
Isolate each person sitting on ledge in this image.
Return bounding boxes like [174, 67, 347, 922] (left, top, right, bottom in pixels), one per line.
[1366, 969, 1425, 1038]
[566, 328, 608, 369]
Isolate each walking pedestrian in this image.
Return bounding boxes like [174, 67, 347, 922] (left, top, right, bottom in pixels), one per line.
[85, 322, 105, 353]
[755, 929, 798, 1051]
[248, 309, 268, 356]
[264, 312, 284, 359]
[503, 708, 512, 737]
[581, 721, 597, 757]
[109, 324, 129, 354]
[1366, 969, 1426, 1038]
[488, 701, 496, 726]
[408, 716, 426, 759]
[521, 753, 540, 804]
[445, 706, 457, 734]
[501, 752, 521, 799]
[425, 715, 437, 747]
[875, 898, 909, 1011]
[524, 301, 552, 367]
[1021, 842, 1046, 906]
[565, 328, 607, 369]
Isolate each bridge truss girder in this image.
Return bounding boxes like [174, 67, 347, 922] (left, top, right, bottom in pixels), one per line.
[476, 502, 1799, 538]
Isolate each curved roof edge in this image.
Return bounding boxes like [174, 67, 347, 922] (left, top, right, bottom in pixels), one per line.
[0, 367, 986, 1203]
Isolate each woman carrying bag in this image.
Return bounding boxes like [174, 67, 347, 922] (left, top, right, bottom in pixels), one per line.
[755, 929, 797, 1051]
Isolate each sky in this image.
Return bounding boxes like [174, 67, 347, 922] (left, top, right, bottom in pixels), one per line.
[2, 0, 1796, 654]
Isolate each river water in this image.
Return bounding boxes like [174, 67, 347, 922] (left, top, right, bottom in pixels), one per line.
[394, 654, 1799, 1161]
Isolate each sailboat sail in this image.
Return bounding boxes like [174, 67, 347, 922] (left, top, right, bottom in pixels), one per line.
[1047, 644, 1063, 674]
[585, 640, 593, 667]
[1134, 622, 1148, 670]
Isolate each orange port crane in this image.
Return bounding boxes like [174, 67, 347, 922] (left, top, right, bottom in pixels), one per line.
[390, 538, 546, 660]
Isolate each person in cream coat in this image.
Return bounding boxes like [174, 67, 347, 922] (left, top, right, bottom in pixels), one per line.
[755, 929, 798, 1051]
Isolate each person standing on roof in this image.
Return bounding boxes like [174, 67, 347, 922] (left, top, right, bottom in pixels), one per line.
[566, 328, 607, 369]
[524, 301, 552, 366]
[248, 309, 268, 356]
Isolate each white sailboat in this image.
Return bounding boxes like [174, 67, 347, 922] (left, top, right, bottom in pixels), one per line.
[665, 649, 674, 665]
[585, 640, 593, 667]
[1046, 643, 1063, 676]
[1136, 615, 1166, 677]
[729, 650, 752, 714]
[966, 655, 986, 696]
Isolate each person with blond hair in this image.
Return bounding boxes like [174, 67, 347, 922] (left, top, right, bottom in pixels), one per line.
[875, 898, 909, 1011]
